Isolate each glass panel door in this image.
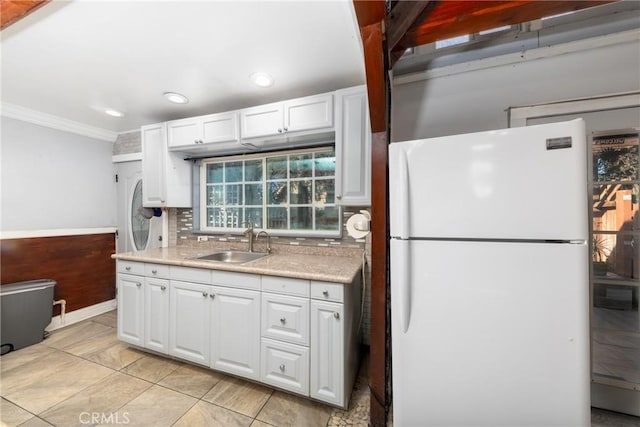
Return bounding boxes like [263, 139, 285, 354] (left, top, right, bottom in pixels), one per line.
[131, 179, 150, 251]
[590, 128, 640, 390]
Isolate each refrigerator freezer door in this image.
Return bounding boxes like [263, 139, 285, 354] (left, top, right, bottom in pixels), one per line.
[390, 239, 590, 426]
[389, 119, 588, 241]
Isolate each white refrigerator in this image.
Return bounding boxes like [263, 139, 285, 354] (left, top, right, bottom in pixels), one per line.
[389, 119, 591, 426]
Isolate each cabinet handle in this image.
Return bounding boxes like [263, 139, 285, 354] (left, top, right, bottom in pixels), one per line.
[279, 364, 285, 372]
[202, 292, 208, 297]
[322, 290, 329, 297]
[336, 194, 342, 200]
[125, 266, 131, 271]
[280, 317, 286, 324]
[136, 282, 142, 287]
[151, 269, 157, 274]
[334, 312, 340, 319]
[160, 286, 166, 291]
[277, 128, 283, 133]
[283, 127, 288, 132]
[209, 294, 215, 299]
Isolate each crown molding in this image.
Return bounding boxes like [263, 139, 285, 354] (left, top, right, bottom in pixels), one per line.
[0, 102, 118, 142]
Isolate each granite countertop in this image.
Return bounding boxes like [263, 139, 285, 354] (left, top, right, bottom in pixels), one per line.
[111, 247, 364, 284]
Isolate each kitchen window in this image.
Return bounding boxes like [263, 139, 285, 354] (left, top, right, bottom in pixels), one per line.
[198, 147, 341, 236]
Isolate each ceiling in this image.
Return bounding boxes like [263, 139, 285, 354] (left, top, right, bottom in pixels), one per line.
[1, 1, 366, 134]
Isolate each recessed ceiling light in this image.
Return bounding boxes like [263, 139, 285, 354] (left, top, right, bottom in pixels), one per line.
[105, 108, 124, 117]
[250, 72, 274, 88]
[163, 92, 189, 104]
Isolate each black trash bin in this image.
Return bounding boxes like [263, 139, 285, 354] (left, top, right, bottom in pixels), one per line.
[1, 279, 56, 355]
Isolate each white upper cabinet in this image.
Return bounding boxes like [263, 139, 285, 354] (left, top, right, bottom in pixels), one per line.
[168, 111, 241, 153]
[240, 93, 334, 143]
[141, 123, 191, 208]
[335, 86, 371, 206]
[284, 94, 333, 133]
[240, 103, 285, 139]
[141, 123, 167, 207]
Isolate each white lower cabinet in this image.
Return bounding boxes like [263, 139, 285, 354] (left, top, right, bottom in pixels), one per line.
[261, 338, 309, 394]
[144, 277, 169, 354]
[117, 273, 144, 347]
[169, 280, 211, 366]
[116, 260, 359, 409]
[310, 301, 344, 406]
[210, 286, 261, 380]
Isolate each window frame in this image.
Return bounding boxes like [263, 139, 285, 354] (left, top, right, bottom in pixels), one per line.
[197, 146, 342, 238]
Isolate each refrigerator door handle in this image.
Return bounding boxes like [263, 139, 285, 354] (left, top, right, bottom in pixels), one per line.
[390, 145, 410, 239]
[393, 240, 412, 333]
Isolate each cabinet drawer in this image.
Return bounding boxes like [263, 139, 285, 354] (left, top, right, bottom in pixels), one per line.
[145, 263, 170, 278]
[170, 266, 211, 284]
[262, 293, 309, 346]
[118, 261, 145, 275]
[261, 338, 309, 396]
[212, 270, 260, 291]
[311, 281, 344, 303]
[262, 276, 309, 297]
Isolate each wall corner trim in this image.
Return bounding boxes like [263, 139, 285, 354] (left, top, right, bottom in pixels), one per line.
[0, 227, 117, 240]
[0, 102, 118, 142]
[112, 153, 142, 163]
[46, 299, 117, 332]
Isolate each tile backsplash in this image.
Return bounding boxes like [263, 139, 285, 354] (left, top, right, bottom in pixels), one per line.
[113, 131, 141, 155]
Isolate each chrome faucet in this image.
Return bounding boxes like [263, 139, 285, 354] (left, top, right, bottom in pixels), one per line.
[243, 221, 255, 252]
[256, 230, 271, 254]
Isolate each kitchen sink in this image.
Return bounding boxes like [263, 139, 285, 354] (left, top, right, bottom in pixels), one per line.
[194, 251, 268, 264]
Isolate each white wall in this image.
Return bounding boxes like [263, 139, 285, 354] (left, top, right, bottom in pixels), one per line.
[1, 117, 116, 231]
[392, 37, 640, 141]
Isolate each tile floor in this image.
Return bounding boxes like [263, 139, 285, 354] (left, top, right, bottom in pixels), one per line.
[0, 311, 369, 427]
[1, 310, 638, 426]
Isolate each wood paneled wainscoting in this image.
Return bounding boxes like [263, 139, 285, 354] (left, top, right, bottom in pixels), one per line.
[0, 230, 116, 325]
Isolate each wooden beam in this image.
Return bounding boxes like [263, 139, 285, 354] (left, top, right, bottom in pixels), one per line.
[386, 1, 431, 52]
[360, 22, 387, 133]
[354, 1, 391, 425]
[1, 0, 50, 30]
[403, 0, 616, 48]
[352, 0, 386, 28]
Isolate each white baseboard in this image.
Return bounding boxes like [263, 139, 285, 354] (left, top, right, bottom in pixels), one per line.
[46, 299, 116, 331]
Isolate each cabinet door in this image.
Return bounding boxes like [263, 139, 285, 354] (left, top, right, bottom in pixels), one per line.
[310, 300, 344, 406]
[167, 118, 201, 148]
[284, 94, 333, 133]
[240, 103, 284, 139]
[144, 277, 169, 354]
[202, 112, 239, 144]
[117, 273, 144, 346]
[210, 286, 261, 380]
[141, 123, 167, 207]
[262, 293, 309, 346]
[169, 281, 210, 366]
[335, 86, 371, 206]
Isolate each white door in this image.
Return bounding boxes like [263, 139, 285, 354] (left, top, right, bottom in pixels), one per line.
[117, 273, 144, 346]
[169, 280, 210, 366]
[144, 277, 169, 354]
[310, 300, 344, 407]
[210, 286, 261, 380]
[115, 161, 162, 253]
[390, 239, 590, 427]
